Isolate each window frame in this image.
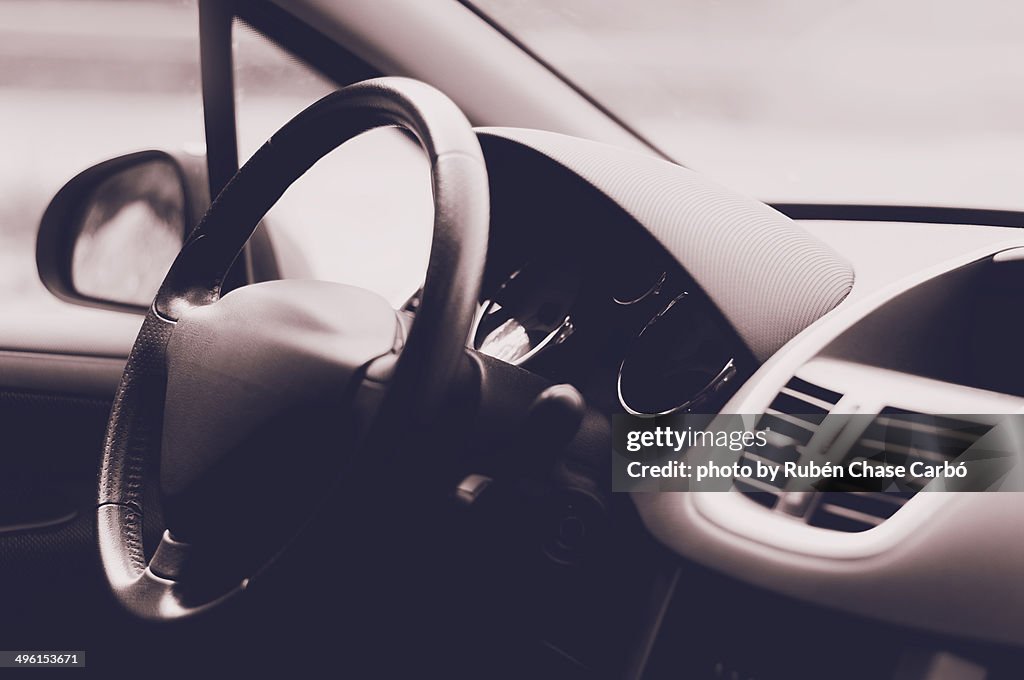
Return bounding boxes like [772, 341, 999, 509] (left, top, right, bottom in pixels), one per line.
[196, 0, 381, 287]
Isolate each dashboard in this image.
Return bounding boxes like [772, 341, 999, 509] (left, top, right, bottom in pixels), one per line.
[467, 128, 1024, 677]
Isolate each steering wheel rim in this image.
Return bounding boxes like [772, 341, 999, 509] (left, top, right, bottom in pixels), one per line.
[96, 77, 489, 620]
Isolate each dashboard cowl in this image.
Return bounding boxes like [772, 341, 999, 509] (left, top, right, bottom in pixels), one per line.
[475, 127, 855, 361]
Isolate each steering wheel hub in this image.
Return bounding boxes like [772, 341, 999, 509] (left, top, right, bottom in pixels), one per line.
[160, 280, 398, 545]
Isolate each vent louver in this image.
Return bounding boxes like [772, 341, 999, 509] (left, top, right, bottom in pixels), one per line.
[808, 408, 992, 532]
[736, 379, 992, 533]
[734, 377, 843, 510]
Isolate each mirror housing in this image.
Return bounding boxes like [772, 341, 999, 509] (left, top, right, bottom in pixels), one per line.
[36, 149, 209, 312]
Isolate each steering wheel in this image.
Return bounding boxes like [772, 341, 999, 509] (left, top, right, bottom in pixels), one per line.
[96, 77, 489, 620]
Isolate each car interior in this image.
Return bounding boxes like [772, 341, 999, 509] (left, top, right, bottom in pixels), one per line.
[1, 0, 1022, 677]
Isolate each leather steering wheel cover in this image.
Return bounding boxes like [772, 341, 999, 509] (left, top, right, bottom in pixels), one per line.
[97, 77, 489, 618]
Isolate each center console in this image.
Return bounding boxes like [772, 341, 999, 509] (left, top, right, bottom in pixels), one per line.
[630, 239, 1024, 677]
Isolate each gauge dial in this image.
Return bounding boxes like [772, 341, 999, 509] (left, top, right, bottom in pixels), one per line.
[617, 293, 736, 415]
[472, 255, 580, 366]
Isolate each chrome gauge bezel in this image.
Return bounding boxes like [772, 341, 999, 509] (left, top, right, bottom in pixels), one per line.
[468, 300, 574, 366]
[617, 292, 737, 416]
[617, 357, 737, 416]
[613, 271, 666, 306]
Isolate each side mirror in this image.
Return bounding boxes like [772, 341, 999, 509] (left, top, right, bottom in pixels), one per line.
[36, 150, 209, 312]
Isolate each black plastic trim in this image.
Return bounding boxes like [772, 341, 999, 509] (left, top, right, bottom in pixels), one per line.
[774, 203, 1024, 228]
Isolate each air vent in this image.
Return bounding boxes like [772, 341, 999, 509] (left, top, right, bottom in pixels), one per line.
[806, 491, 913, 533]
[808, 408, 992, 532]
[734, 377, 843, 509]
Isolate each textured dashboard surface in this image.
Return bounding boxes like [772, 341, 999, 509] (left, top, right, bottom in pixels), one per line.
[477, 127, 855, 361]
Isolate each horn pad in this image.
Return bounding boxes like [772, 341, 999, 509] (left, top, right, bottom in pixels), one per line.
[159, 280, 399, 552]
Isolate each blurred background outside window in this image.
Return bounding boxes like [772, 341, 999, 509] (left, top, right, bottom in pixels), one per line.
[474, 0, 1024, 210]
[0, 0, 203, 308]
[233, 21, 431, 306]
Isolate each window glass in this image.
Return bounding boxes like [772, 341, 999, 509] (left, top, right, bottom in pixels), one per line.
[472, 0, 1024, 210]
[0, 0, 204, 307]
[233, 20, 432, 307]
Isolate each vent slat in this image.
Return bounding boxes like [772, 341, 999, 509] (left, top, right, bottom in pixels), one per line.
[857, 439, 959, 465]
[746, 435, 801, 464]
[816, 503, 886, 528]
[764, 407, 826, 429]
[880, 408, 992, 436]
[859, 414, 990, 461]
[787, 376, 843, 405]
[809, 491, 910, 532]
[871, 417, 981, 444]
[739, 452, 787, 488]
[757, 414, 815, 446]
[733, 481, 780, 509]
[775, 388, 833, 414]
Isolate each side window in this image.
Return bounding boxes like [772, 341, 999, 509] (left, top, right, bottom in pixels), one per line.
[0, 0, 204, 305]
[232, 21, 432, 307]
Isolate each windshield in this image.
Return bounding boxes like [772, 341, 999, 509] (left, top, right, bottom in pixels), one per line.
[470, 1, 1023, 211]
